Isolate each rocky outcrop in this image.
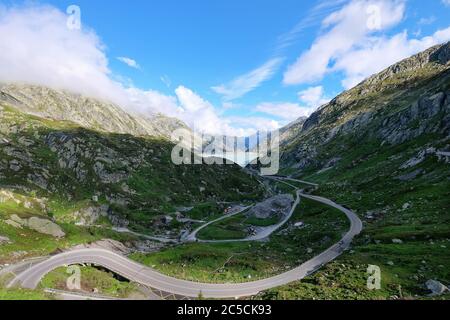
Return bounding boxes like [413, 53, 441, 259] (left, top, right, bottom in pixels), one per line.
[129, 240, 165, 253]
[278, 117, 308, 147]
[247, 194, 294, 220]
[73, 239, 131, 255]
[0, 83, 190, 140]
[277, 42, 450, 172]
[361, 42, 450, 90]
[395, 169, 424, 182]
[4, 214, 65, 238]
[318, 91, 449, 147]
[426, 280, 449, 296]
[0, 235, 11, 245]
[108, 212, 130, 228]
[71, 238, 165, 255]
[27, 217, 65, 238]
[72, 205, 109, 226]
[379, 92, 449, 146]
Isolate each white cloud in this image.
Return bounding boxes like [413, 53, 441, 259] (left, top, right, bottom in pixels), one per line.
[443, 0, 450, 7]
[160, 75, 171, 88]
[222, 102, 242, 110]
[0, 4, 268, 137]
[117, 56, 140, 69]
[175, 86, 272, 136]
[283, 0, 450, 90]
[126, 87, 181, 117]
[126, 85, 272, 137]
[255, 86, 330, 123]
[336, 27, 450, 88]
[225, 116, 281, 135]
[418, 16, 436, 26]
[255, 102, 315, 121]
[283, 0, 406, 85]
[212, 58, 283, 101]
[276, 0, 348, 52]
[298, 86, 330, 108]
[0, 4, 130, 107]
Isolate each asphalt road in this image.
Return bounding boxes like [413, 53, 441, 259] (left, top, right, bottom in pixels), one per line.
[183, 205, 251, 242]
[187, 190, 301, 243]
[9, 190, 362, 299]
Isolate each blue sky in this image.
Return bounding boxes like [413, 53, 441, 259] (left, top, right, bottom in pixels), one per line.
[1, 0, 450, 135]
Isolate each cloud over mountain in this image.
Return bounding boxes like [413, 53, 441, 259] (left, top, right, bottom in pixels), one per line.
[283, 0, 450, 88]
[0, 4, 273, 136]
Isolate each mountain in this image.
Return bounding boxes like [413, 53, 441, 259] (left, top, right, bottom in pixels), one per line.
[279, 116, 307, 148]
[1, 41, 449, 300]
[0, 83, 264, 265]
[0, 83, 188, 140]
[279, 42, 450, 170]
[258, 42, 450, 299]
[0, 84, 258, 159]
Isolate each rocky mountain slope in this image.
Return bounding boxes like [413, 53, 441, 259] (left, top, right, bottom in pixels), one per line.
[260, 42, 450, 299]
[280, 42, 450, 171]
[279, 116, 307, 148]
[0, 85, 264, 264]
[0, 84, 188, 140]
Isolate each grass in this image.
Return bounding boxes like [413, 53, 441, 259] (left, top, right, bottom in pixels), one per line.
[0, 102, 265, 269]
[246, 215, 281, 227]
[268, 116, 450, 299]
[0, 288, 52, 300]
[256, 259, 391, 300]
[197, 224, 248, 240]
[0, 102, 265, 235]
[40, 266, 140, 298]
[130, 197, 349, 283]
[183, 202, 223, 221]
[269, 158, 450, 299]
[0, 204, 136, 264]
[196, 208, 281, 241]
[258, 239, 450, 300]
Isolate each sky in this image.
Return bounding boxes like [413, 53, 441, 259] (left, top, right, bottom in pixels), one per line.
[0, 0, 449, 136]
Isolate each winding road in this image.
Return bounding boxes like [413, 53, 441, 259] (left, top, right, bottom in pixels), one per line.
[183, 205, 252, 242]
[8, 178, 363, 298]
[186, 190, 302, 243]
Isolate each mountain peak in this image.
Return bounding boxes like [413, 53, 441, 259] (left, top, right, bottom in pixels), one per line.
[361, 41, 450, 89]
[0, 83, 189, 140]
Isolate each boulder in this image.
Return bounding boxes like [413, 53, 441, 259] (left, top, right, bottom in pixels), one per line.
[73, 205, 109, 226]
[0, 235, 11, 245]
[426, 280, 449, 296]
[247, 194, 294, 220]
[4, 214, 64, 237]
[395, 169, 423, 181]
[27, 217, 66, 238]
[4, 219, 23, 229]
[4, 214, 25, 229]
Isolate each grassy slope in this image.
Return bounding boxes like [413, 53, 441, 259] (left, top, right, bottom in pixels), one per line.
[262, 78, 450, 299]
[0, 103, 264, 263]
[0, 288, 52, 300]
[130, 198, 349, 283]
[263, 156, 449, 299]
[0, 206, 135, 264]
[40, 266, 140, 298]
[197, 207, 287, 241]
